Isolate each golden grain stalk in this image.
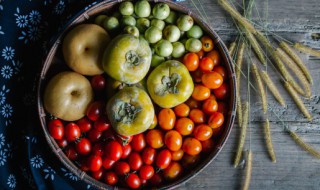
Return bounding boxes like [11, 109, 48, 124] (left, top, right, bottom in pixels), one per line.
[242, 150, 253, 190]
[294, 43, 320, 58]
[228, 41, 237, 57]
[235, 42, 246, 127]
[263, 119, 276, 162]
[288, 130, 320, 159]
[251, 63, 267, 113]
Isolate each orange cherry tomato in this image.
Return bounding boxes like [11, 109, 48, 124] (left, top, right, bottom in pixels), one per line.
[201, 71, 223, 89]
[185, 98, 201, 109]
[208, 112, 224, 129]
[193, 124, 213, 141]
[201, 36, 214, 52]
[182, 154, 200, 169]
[199, 57, 214, 72]
[217, 101, 228, 115]
[192, 84, 211, 101]
[163, 161, 183, 181]
[207, 50, 221, 66]
[158, 108, 176, 130]
[164, 130, 183, 151]
[191, 68, 203, 83]
[213, 66, 227, 81]
[213, 83, 229, 100]
[175, 117, 194, 136]
[148, 115, 158, 129]
[201, 138, 214, 153]
[202, 97, 218, 114]
[189, 109, 206, 124]
[173, 103, 190, 117]
[196, 49, 205, 59]
[183, 52, 199, 71]
[182, 137, 202, 156]
[171, 149, 184, 161]
[146, 129, 164, 149]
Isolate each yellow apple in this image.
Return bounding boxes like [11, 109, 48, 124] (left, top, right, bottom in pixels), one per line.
[62, 24, 110, 76]
[43, 71, 94, 121]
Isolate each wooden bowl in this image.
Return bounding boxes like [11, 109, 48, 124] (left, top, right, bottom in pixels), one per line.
[37, 0, 236, 189]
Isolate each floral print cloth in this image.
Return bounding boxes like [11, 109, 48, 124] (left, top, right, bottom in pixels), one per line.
[0, 0, 184, 189]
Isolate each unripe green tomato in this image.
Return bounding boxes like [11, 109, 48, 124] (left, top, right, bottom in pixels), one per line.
[136, 17, 150, 33]
[163, 25, 181, 42]
[155, 39, 173, 57]
[103, 16, 119, 31]
[185, 38, 202, 52]
[172, 42, 185, 58]
[151, 54, 165, 67]
[134, 0, 151, 18]
[94, 15, 108, 26]
[187, 25, 203, 39]
[145, 26, 162, 44]
[152, 3, 170, 20]
[119, 1, 134, 16]
[165, 10, 178, 24]
[177, 15, 194, 31]
[121, 15, 136, 27]
[151, 19, 165, 30]
[123, 26, 139, 37]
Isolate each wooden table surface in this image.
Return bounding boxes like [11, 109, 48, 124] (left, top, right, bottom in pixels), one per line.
[177, 0, 320, 189]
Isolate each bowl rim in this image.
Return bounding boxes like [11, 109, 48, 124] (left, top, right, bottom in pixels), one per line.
[37, 0, 236, 189]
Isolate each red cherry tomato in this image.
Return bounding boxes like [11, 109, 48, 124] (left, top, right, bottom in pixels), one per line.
[213, 65, 227, 81]
[102, 157, 115, 169]
[87, 129, 102, 143]
[48, 119, 64, 140]
[116, 134, 133, 146]
[104, 171, 118, 185]
[121, 144, 132, 159]
[64, 123, 81, 142]
[64, 145, 78, 161]
[92, 143, 104, 157]
[126, 173, 141, 189]
[213, 83, 229, 100]
[142, 147, 156, 165]
[76, 117, 92, 133]
[139, 165, 155, 180]
[102, 128, 116, 141]
[91, 75, 106, 91]
[87, 155, 102, 172]
[149, 173, 163, 186]
[131, 133, 146, 152]
[199, 57, 214, 72]
[91, 168, 103, 180]
[217, 101, 228, 115]
[56, 138, 68, 148]
[79, 158, 90, 172]
[156, 149, 172, 169]
[86, 101, 104, 121]
[75, 138, 92, 155]
[93, 116, 110, 132]
[208, 112, 224, 129]
[128, 152, 143, 171]
[104, 140, 123, 161]
[114, 161, 130, 176]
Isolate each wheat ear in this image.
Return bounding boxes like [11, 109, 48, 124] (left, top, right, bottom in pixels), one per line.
[259, 71, 285, 106]
[242, 150, 253, 190]
[263, 119, 276, 163]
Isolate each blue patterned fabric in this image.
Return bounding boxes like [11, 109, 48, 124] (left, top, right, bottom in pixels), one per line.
[0, 0, 184, 189]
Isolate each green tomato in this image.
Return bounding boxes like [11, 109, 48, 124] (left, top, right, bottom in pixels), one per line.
[151, 54, 165, 67]
[134, 0, 151, 18]
[155, 39, 173, 57]
[152, 3, 170, 20]
[163, 25, 181, 42]
[145, 26, 162, 44]
[103, 16, 119, 31]
[164, 10, 178, 24]
[123, 26, 139, 37]
[136, 17, 150, 33]
[185, 38, 202, 52]
[177, 15, 194, 31]
[187, 25, 203, 39]
[112, 11, 122, 19]
[151, 19, 165, 30]
[172, 42, 185, 58]
[119, 1, 134, 16]
[94, 15, 108, 26]
[107, 87, 154, 136]
[121, 15, 136, 27]
[102, 34, 152, 84]
[147, 60, 194, 108]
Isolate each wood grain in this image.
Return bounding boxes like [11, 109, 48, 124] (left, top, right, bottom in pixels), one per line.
[177, 0, 320, 189]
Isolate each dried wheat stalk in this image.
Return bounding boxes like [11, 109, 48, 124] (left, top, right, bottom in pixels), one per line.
[294, 43, 320, 58]
[263, 119, 276, 163]
[259, 71, 285, 106]
[242, 150, 253, 190]
[288, 130, 320, 159]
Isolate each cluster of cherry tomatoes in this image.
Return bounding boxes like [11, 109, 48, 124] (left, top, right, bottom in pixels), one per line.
[47, 35, 228, 189]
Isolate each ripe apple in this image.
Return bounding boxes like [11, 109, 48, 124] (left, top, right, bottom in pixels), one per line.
[62, 24, 110, 76]
[43, 71, 94, 121]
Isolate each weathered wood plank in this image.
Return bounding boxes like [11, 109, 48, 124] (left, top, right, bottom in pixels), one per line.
[176, 0, 320, 189]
